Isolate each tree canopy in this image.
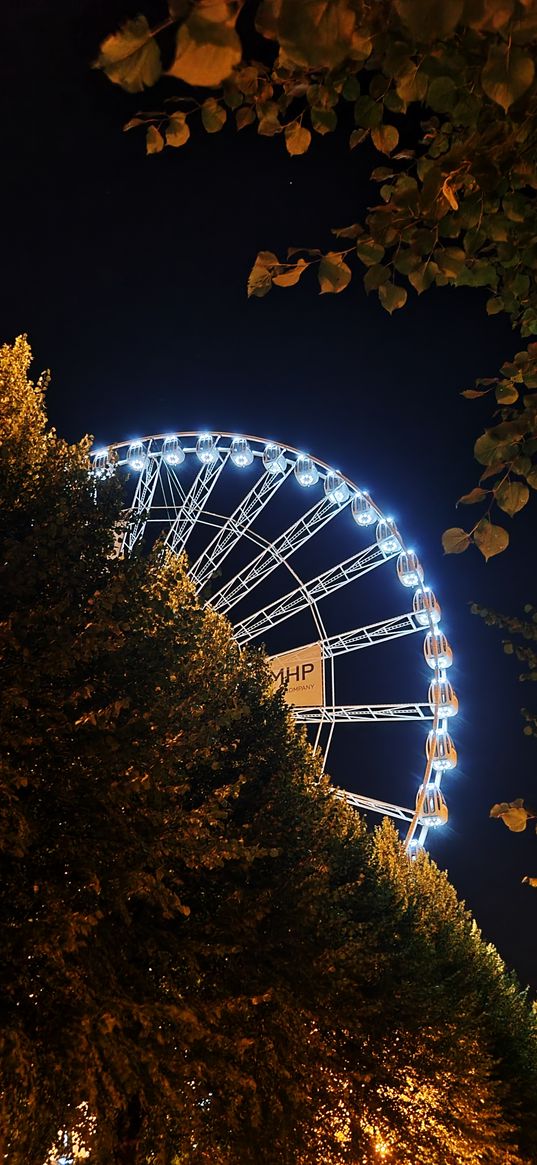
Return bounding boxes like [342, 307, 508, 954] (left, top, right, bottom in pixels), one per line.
[93, 0, 537, 561]
[3, 334, 537, 1163]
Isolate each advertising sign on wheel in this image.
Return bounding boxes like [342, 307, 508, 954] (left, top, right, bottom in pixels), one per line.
[270, 643, 324, 708]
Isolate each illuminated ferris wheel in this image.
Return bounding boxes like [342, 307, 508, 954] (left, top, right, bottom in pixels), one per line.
[92, 432, 458, 852]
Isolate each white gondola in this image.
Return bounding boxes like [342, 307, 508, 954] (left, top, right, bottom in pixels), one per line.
[92, 449, 110, 478]
[428, 678, 458, 718]
[417, 784, 449, 827]
[424, 629, 453, 670]
[262, 443, 287, 474]
[91, 429, 457, 855]
[230, 437, 253, 468]
[295, 454, 319, 487]
[397, 550, 424, 588]
[376, 518, 401, 557]
[413, 587, 441, 627]
[351, 491, 376, 527]
[426, 729, 457, 771]
[126, 441, 147, 471]
[324, 471, 349, 504]
[196, 434, 219, 464]
[162, 435, 185, 466]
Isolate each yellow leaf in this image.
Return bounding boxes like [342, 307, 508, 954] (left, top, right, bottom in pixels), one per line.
[284, 122, 312, 156]
[166, 113, 191, 148]
[96, 15, 162, 93]
[167, 13, 242, 86]
[442, 179, 459, 210]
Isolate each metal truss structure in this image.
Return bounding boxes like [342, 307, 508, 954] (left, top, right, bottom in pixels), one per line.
[92, 432, 458, 853]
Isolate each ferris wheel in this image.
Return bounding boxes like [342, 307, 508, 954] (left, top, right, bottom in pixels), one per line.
[91, 431, 458, 853]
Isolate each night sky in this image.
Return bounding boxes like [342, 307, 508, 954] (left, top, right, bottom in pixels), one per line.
[4, 1, 537, 986]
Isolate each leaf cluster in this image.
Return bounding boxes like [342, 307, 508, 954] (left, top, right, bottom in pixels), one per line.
[3, 337, 537, 1164]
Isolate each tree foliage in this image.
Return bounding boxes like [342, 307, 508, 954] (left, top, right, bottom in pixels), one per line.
[3, 335, 537, 1163]
[94, 0, 537, 560]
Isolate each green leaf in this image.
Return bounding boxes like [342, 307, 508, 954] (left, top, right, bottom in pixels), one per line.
[363, 264, 390, 292]
[371, 124, 399, 154]
[95, 15, 162, 93]
[461, 389, 489, 399]
[349, 128, 369, 148]
[481, 44, 535, 111]
[457, 487, 488, 505]
[442, 527, 471, 554]
[165, 113, 190, 148]
[201, 99, 227, 134]
[356, 240, 385, 267]
[395, 0, 464, 41]
[490, 799, 534, 832]
[311, 108, 337, 134]
[284, 122, 312, 155]
[474, 518, 509, 560]
[495, 481, 530, 516]
[527, 466, 537, 489]
[474, 432, 501, 465]
[378, 282, 407, 313]
[168, 10, 242, 87]
[146, 125, 165, 155]
[354, 96, 383, 128]
[236, 106, 256, 130]
[427, 76, 457, 112]
[408, 262, 436, 294]
[318, 253, 352, 294]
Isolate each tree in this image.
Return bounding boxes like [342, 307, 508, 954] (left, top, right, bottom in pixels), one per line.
[3, 335, 537, 1164]
[92, 0, 537, 561]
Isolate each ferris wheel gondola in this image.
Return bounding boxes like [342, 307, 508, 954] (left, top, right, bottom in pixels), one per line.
[91, 432, 457, 853]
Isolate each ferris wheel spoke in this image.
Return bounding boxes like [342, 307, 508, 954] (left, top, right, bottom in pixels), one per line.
[233, 543, 394, 644]
[209, 493, 352, 615]
[122, 451, 160, 554]
[294, 702, 432, 724]
[281, 611, 423, 662]
[336, 789, 414, 822]
[189, 464, 294, 589]
[164, 448, 229, 555]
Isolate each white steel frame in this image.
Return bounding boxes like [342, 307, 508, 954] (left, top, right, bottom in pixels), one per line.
[92, 432, 457, 853]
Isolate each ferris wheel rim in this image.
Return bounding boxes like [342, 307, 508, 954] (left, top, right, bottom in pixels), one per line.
[91, 429, 457, 854]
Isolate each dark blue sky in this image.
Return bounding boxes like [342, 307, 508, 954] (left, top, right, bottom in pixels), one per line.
[4, 0, 537, 985]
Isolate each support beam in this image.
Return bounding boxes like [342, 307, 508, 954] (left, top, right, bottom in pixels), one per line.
[190, 465, 293, 588]
[233, 543, 393, 644]
[122, 451, 160, 554]
[336, 788, 414, 822]
[294, 702, 432, 724]
[210, 493, 352, 615]
[164, 448, 228, 556]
